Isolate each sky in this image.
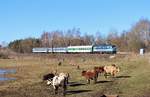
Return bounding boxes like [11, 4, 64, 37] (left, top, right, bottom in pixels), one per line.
[0, 0, 150, 44]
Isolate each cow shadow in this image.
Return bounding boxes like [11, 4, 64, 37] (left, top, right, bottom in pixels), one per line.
[66, 89, 92, 95]
[115, 75, 131, 79]
[96, 80, 113, 84]
[68, 82, 86, 87]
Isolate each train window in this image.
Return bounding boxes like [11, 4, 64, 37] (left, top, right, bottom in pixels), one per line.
[107, 46, 111, 49]
[103, 46, 106, 49]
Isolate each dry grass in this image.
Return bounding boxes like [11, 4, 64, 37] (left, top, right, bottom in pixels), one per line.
[0, 53, 150, 97]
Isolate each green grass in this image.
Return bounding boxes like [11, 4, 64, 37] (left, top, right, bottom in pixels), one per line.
[0, 54, 150, 97]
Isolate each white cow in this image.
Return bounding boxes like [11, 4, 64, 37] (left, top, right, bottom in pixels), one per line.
[47, 72, 68, 95]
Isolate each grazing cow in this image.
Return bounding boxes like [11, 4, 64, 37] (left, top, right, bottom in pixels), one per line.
[47, 73, 67, 95]
[103, 64, 120, 78]
[81, 69, 98, 84]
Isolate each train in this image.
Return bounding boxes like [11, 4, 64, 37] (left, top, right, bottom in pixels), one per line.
[32, 44, 117, 54]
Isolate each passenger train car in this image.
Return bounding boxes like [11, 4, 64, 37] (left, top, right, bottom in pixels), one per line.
[32, 48, 48, 53]
[48, 47, 67, 53]
[32, 44, 117, 54]
[67, 45, 93, 53]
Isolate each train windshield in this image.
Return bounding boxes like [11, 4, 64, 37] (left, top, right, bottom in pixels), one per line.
[112, 45, 116, 48]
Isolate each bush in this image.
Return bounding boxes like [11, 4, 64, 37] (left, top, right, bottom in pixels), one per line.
[0, 52, 9, 59]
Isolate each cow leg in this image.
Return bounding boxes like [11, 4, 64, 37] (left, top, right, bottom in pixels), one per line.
[94, 76, 97, 84]
[54, 86, 58, 94]
[62, 78, 67, 96]
[87, 79, 90, 84]
[66, 77, 69, 84]
[104, 73, 108, 78]
[112, 71, 116, 77]
[62, 87, 66, 96]
[96, 73, 98, 80]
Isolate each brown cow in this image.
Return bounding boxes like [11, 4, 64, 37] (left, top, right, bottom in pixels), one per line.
[94, 66, 105, 74]
[93, 66, 105, 79]
[81, 69, 98, 84]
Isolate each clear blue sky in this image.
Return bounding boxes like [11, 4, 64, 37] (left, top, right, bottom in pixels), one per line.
[0, 0, 150, 43]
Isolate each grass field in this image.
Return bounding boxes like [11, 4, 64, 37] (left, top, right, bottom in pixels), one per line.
[0, 53, 150, 97]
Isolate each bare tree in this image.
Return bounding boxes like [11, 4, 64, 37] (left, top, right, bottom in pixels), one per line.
[41, 32, 51, 47]
[95, 31, 105, 45]
[126, 19, 150, 52]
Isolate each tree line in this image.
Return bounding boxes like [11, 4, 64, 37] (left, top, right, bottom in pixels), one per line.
[8, 19, 150, 53]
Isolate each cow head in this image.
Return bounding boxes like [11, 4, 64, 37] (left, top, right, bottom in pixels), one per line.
[47, 79, 53, 85]
[81, 71, 86, 76]
[116, 67, 120, 73]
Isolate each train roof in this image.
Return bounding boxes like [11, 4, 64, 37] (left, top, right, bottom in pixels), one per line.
[67, 45, 93, 48]
[94, 44, 116, 46]
[48, 47, 67, 49]
[32, 47, 48, 49]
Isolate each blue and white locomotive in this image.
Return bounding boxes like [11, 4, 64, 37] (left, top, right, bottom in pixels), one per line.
[32, 44, 117, 54]
[93, 44, 117, 54]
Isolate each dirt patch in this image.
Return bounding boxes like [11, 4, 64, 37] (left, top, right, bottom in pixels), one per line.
[0, 82, 65, 97]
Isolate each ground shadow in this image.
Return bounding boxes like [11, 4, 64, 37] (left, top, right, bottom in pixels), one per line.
[68, 82, 86, 87]
[115, 75, 131, 79]
[66, 89, 92, 95]
[96, 80, 113, 84]
[100, 94, 119, 97]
